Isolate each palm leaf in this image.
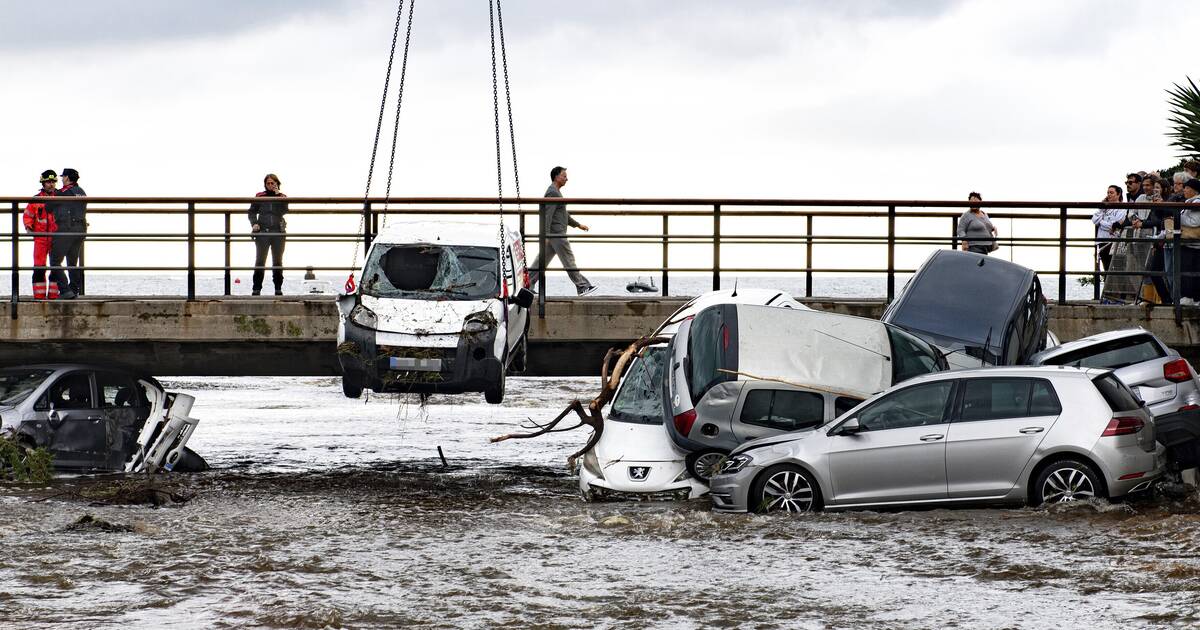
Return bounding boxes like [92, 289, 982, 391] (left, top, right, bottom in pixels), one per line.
[1166, 76, 1200, 158]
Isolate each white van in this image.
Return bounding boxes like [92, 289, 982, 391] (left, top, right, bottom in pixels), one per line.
[336, 219, 534, 404]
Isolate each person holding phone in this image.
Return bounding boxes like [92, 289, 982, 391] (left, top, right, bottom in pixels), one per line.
[248, 173, 288, 296]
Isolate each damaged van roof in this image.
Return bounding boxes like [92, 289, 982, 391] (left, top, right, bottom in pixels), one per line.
[372, 219, 520, 248]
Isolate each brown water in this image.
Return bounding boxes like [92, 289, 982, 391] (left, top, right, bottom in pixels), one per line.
[2, 377, 1199, 629]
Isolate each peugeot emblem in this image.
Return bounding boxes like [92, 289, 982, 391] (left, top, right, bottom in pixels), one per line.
[628, 466, 650, 481]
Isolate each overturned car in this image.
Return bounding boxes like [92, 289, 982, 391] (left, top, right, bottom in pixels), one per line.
[0, 364, 205, 473]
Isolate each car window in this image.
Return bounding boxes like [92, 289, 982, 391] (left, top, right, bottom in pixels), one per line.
[687, 306, 733, 403]
[958, 377, 1060, 421]
[609, 347, 666, 425]
[43, 372, 94, 410]
[835, 396, 863, 418]
[0, 369, 53, 406]
[857, 380, 953, 432]
[740, 389, 825, 432]
[1092, 373, 1142, 412]
[1041, 335, 1167, 370]
[1030, 380, 1062, 416]
[887, 325, 945, 382]
[97, 372, 146, 409]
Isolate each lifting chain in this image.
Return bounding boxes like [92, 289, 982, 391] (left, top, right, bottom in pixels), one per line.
[489, 0, 521, 295]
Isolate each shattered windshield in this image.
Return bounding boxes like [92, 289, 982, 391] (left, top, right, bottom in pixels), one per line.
[361, 244, 500, 301]
[609, 347, 667, 425]
[0, 369, 53, 406]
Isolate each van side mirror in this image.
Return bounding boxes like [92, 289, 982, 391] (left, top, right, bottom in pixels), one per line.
[832, 417, 862, 436]
[514, 288, 534, 309]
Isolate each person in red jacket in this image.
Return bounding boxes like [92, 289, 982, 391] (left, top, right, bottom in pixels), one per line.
[23, 170, 59, 295]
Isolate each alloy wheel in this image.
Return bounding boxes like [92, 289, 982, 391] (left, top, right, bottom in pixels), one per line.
[692, 452, 726, 482]
[761, 470, 815, 513]
[1042, 467, 1096, 503]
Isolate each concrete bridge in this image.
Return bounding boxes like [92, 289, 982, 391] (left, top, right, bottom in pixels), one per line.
[2, 297, 1198, 376]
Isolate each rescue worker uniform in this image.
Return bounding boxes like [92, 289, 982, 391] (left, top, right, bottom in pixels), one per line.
[49, 181, 87, 297]
[248, 189, 288, 294]
[23, 188, 58, 286]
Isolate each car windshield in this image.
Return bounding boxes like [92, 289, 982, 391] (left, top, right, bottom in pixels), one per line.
[887, 325, 947, 383]
[361, 244, 500, 301]
[1042, 335, 1166, 370]
[0, 369, 53, 406]
[609, 347, 667, 425]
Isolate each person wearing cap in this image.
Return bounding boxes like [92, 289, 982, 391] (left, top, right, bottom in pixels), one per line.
[1178, 178, 1200, 306]
[48, 167, 87, 299]
[248, 173, 288, 296]
[23, 170, 59, 296]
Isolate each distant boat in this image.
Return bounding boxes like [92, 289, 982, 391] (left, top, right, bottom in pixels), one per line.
[626, 276, 658, 293]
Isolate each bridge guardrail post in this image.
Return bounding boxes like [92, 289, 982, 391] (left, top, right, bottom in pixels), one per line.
[661, 213, 669, 296]
[223, 211, 231, 296]
[950, 216, 958, 250]
[806, 214, 813, 297]
[362, 202, 372, 252]
[187, 202, 196, 301]
[712, 204, 721, 291]
[1058, 207, 1067, 303]
[538, 209, 545, 319]
[887, 205, 896, 302]
[1173, 208, 1182, 325]
[10, 202, 18, 319]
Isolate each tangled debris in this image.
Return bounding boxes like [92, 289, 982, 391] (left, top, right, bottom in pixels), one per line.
[66, 514, 135, 533]
[491, 336, 667, 469]
[0, 434, 54, 483]
[38, 476, 194, 507]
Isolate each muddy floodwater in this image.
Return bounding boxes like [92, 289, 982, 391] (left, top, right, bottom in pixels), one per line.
[3, 377, 1200, 629]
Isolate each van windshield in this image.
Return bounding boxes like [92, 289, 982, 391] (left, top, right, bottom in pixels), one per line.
[609, 347, 667, 425]
[0, 369, 53, 406]
[362, 244, 500, 301]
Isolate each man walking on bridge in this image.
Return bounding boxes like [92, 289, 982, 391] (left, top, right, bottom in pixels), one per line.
[529, 166, 596, 296]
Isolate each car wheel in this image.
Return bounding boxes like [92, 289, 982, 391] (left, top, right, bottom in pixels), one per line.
[342, 375, 363, 399]
[485, 373, 506, 405]
[750, 464, 822, 514]
[171, 447, 210, 473]
[1033, 459, 1104, 506]
[686, 450, 727, 483]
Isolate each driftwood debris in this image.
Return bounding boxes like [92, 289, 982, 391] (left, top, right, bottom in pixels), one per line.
[491, 336, 668, 469]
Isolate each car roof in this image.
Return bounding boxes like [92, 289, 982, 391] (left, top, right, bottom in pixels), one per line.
[0, 363, 160, 383]
[898, 364, 1102, 385]
[655, 288, 805, 336]
[1028, 327, 1159, 363]
[372, 219, 520, 248]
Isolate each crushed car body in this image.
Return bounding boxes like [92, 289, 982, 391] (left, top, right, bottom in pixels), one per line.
[0, 364, 205, 473]
[336, 220, 534, 404]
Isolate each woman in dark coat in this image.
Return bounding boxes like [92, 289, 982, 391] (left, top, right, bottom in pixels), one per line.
[248, 173, 288, 295]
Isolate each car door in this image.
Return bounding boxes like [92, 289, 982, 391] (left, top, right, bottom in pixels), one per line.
[826, 379, 955, 505]
[37, 370, 108, 471]
[97, 371, 149, 468]
[945, 377, 1061, 498]
[730, 385, 827, 443]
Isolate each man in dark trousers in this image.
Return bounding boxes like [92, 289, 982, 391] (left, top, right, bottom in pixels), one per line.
[529, 166, 596, 295]
[49, 168, 87, 299]
[248, 173, 288, 295]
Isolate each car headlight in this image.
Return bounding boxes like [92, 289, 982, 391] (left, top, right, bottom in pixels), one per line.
[349, 304, 377, 328]
[463, 312, 496, 334]
[720, 454, 754, 475]
[581, 450, 604, 479]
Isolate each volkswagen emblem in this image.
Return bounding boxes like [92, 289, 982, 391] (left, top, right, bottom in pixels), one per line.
[628, 466, 650, 481]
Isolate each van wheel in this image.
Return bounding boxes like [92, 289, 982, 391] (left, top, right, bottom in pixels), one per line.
[686, 450, 727, 482]
[750, 464, 822, 514]
[485, 373, 506, 404]
[171, 447, 210, 473]
[511, 335, 528, 374]
[342, 375, 363, 399]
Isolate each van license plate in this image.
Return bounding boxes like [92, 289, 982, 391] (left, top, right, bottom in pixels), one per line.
[389, 357, 442, 371]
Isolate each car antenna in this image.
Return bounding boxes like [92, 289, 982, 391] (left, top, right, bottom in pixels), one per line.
[815, 330, 891, 361]
[982, 325, 994, 363]
[731, 279, 738, 297]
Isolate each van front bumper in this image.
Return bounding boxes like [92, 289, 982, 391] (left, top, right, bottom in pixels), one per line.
[338, 319, 501, 394]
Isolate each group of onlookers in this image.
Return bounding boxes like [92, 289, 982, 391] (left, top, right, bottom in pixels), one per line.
[22, 169, 87, 299]
[1093, 162, 1200, 305]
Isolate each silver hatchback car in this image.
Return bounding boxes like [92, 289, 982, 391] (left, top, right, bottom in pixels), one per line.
[1029, 328, 1200, 417]
[710, 366, 1165, 513]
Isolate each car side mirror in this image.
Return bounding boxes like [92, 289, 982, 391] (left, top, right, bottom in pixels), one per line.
[514, 287, 534, 309]
[47, 407, 63, 429]
[833, 417, 862, 436]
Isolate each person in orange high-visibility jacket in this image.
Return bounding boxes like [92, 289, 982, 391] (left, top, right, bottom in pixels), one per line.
[23, 170, 59, 289]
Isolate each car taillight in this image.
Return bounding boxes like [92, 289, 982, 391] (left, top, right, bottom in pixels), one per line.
[1102, 416, 1145, 436]
[1180, 404, 1200, 411]
[674, 409, 697, 436]
[1164, 359, 1192, 383]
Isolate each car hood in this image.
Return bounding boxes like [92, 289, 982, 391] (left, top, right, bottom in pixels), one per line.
[594, 419, 686, 463]
[731, 428, 819, 456]
[360, 295, 493, 335]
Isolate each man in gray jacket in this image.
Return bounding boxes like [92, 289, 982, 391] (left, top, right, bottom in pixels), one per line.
[529, 166, 596, 295]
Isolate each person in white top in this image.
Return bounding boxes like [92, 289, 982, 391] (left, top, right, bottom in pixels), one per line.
[1092, 184, 1135, 271]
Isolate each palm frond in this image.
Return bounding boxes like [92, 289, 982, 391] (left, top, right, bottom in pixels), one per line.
[1166, 76, 1200, 158]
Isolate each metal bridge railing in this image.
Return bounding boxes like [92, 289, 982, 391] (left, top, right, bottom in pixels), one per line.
[2, 196, 1196, 323]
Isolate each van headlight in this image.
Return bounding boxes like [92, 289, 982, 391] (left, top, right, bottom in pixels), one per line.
[720, 454, 754, 474]
[349, 304, 377, 328]
[463, 312, 496, 333]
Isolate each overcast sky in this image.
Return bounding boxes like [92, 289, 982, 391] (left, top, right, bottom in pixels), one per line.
[1, 0, 1196, 278]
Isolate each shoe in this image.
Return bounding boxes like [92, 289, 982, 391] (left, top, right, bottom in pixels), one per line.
[252, 289, 261, 296]
[274, 289, 284, 296]
[59, 289, 78, 299]
[1181, 298, 1196, 306]
[579, 286, 598, 297]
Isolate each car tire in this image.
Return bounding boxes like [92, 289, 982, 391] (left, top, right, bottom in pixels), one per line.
[1031, 459, 1105, 506]
[686, 450, 727, 483]
[749, 464, 823, 514]
[342, 375, 364, 399]
[485, 373, 506, 405]
[171, 447, 210, 473]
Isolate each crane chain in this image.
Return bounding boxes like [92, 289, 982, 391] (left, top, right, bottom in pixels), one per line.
[496, 0, 521, 206]
[488, 0, 511, 294]
[380, 0, 417, 232]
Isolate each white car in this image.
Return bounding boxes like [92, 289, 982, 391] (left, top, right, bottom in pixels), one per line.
[336, 219, 534, 404]
[579, 289, 806, 501]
